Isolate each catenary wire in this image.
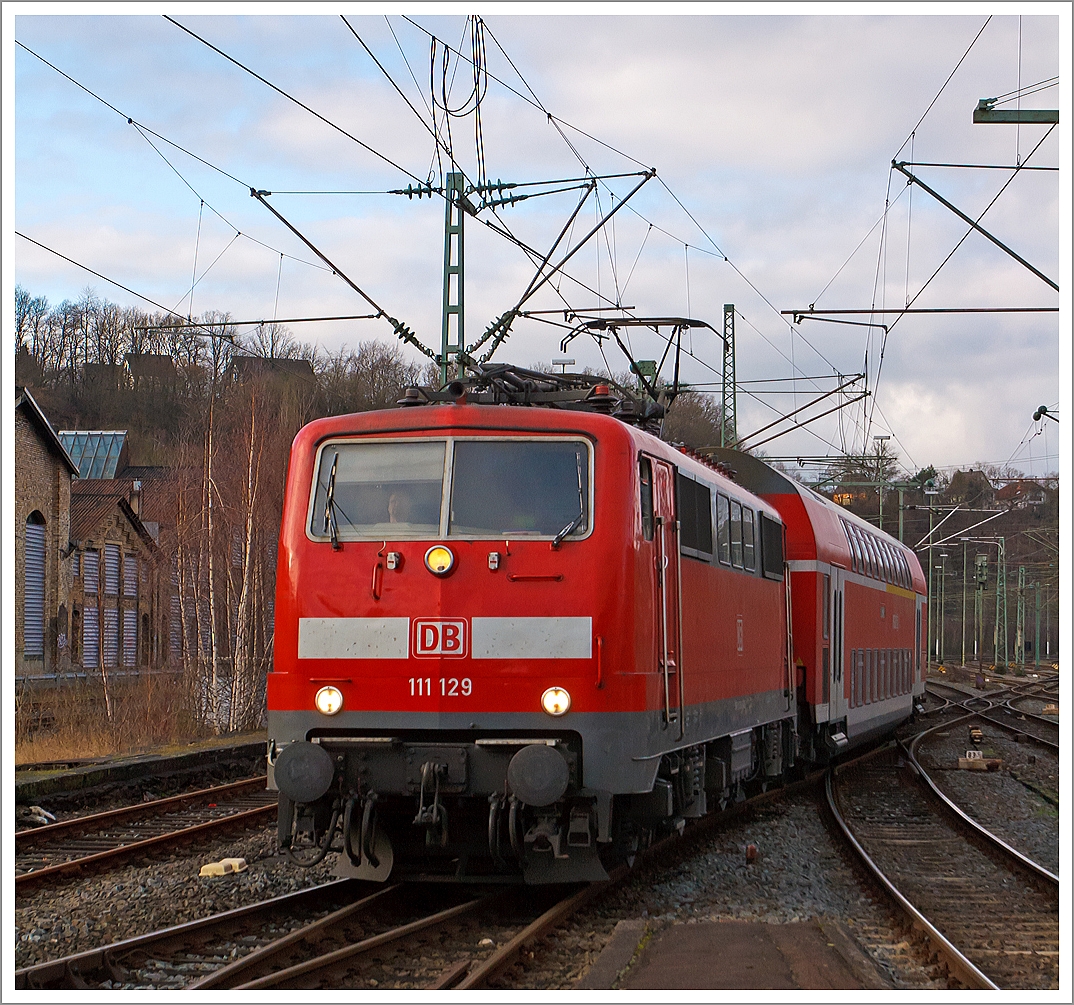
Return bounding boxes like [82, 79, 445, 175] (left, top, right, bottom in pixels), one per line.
[164, 15, 425, 184]
[16, 39, 332, 275]
[17, 231, 236, 339]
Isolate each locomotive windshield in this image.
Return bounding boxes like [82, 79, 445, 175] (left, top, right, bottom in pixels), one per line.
[309, 438, 589, 541]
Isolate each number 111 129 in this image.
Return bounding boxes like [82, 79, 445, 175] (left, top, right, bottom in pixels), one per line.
[409, 677, 472, 696]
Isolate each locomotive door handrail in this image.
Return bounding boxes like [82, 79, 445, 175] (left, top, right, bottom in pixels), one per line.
[650, 456, 682, 734]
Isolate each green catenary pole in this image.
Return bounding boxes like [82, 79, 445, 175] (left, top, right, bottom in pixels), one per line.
[441, 172, 466, 384]
[721, 304, 737, 447]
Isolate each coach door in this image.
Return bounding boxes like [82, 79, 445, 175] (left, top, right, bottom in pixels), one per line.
[650, 457, 684, 736]
[829, 566, 847, 724]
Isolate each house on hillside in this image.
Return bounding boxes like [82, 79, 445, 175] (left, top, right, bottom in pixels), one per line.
[14, 388, 79, 679]
[996, 479, 1048, 510]
[124, 352, 177, 392]
[227, 355, 315, 386]
[946, 469, 994, 507]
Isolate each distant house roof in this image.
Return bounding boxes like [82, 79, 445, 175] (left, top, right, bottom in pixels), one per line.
[125, 353, 177, 382]
[995, 479, 1046, 506]
[58, 430, 130, 479]
[15, 386, 79, 475]
[228, 355, 315, 382]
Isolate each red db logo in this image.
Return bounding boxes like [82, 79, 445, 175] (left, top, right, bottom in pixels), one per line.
[414, 619, 467, 658]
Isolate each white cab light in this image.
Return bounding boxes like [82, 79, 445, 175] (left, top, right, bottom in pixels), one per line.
[541, 686, 571, 716]
[315, 685, 343, 716]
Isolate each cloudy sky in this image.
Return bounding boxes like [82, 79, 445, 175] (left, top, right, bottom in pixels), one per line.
[9, 9, 1067, 478]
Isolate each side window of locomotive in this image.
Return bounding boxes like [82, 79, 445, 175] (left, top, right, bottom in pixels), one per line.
[449, 440, 589, 538]
[311, 440, 446, 538]
[677, 473, 713, 560]
[730, 500, 743, 568]
[742, 508, 755, 571]
[639, 458, 654, 541]
[716, 494, 731, 565]
[759, 513, 784, 580]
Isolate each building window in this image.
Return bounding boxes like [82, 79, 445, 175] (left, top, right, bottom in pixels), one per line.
[124, 555, 138, 597]
[83, 605, 100, 667]
[104, 544, 121, 595]
[103, 608, 119, 667]
[123, 609, 138, 667]
[24, 513, 46, 658]
[84, 550, 100, 593]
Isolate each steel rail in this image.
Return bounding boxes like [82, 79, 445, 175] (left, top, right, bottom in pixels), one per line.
[455, 766, 831, 989]
[233, 896, 491, 989]
[15, 803, 276, 891]
[904, 730, 1058, 884]
[456, 880, 605, 989]
[190, 885, 400, 989]
[15, 775, 268, 846]
[825, 757, 999, 991]
[14, 878, 364, 989]
[924, 684, 1058, 751]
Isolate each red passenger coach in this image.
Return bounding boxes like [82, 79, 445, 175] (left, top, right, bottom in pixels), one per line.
[267, 370, 920, 884]
[710, 449, 927, 757]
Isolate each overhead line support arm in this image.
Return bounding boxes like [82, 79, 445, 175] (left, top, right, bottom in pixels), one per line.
[891, 161, 1058, 291]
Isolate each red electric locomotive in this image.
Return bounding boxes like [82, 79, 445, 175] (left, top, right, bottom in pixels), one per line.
[267, 369, 925, 883]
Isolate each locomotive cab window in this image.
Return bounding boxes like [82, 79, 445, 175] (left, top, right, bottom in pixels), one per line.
[716, 494, 731, 565]
[311, 440, 446, 538]
[450, 441, 588, 538]
[639, 457, 654, 541]
[742, 509, 756, 571]
[309, 437, 591, 541]
[730, 500, 743, 568]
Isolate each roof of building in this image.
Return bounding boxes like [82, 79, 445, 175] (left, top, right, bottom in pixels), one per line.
[58, 430, 129, 479]
[124, 353, 177, 380]
[15, 386, 79, 475]
[228, 355, 315, 380]
[70, 491, 158, 551]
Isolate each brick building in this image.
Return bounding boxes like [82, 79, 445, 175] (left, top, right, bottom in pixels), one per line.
[15, 392, 176, 687]
[14, 388, 79, 679]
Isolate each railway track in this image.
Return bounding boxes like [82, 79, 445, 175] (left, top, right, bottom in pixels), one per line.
[17, 766, 826, 989]
[925, 679, 1059, 750]
[828, 745, 1058, 990]
[15, 777, 277, 892]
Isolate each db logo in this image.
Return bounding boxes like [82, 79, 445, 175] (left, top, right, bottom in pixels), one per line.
[414, 619, 467, 658]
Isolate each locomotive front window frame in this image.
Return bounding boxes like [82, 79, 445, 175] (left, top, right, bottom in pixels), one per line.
[306, 435, 594, 543]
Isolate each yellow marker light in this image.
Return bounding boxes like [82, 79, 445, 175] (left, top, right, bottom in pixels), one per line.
[424, 545, 455, 576]
[541, 686, 571, 716]
[315, 685, 344, 716]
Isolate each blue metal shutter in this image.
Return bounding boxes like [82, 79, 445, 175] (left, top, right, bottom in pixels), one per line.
[104, 544, 120, 595]
[24, 522, 46, 658]
[123, 609, 138, 666]
[170, 594, 181, 656]
[83, 604, 99, 667]
[124, 555, 138, 597]
[84, 550, 99, 593]
[103, 608, 119, 667]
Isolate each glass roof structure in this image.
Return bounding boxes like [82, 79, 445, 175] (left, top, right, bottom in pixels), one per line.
[58, 431, 128, 479]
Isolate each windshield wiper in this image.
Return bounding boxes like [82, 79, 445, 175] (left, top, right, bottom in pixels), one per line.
[552, 510, 584, 548]
[324, 452, 341, 551]
[553, 451, 587, 549]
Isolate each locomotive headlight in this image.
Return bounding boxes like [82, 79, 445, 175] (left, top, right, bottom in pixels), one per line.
[314, 685, 343, 716]
[424, 545, 455, 576]
[541, 686, 571, 716]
